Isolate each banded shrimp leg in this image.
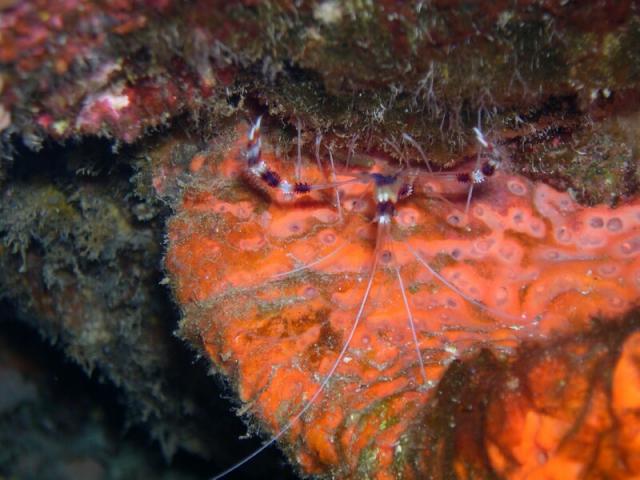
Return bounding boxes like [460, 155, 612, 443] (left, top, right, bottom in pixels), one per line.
[245, 116, 369, 279]
[243, 117, 362, 279]
[245, 116, 365, 202]
[406, 126, 506, 220]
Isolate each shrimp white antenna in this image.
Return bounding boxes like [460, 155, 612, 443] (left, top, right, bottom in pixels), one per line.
[306, 176, 364, 192]
[312, 131, 349, 211]
[210, 223, 385, 480]
[326, 146, 343, 222]
[295, 117, 303, 181]
[407, 170, 469, 223]
[383, 137, 405, 165]
[401, 133, 433, 172]
[249, 115, 262, 140]
[271, 242, 348, 280]
[406, 243, 526, 323]
[314, 131, 323, 171]
[463, 172, 477, 217]
[392, 247, 429, 387]
[468, 139, 483, 215]
[473, 126, 488, 149]
[462, 126, 489, 217]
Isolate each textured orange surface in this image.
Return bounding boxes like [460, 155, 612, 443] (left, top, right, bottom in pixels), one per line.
[165, 122, 640, 478]
[479, 326, 640, 480]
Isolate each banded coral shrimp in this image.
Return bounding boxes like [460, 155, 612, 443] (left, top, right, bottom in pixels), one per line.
[196, 116, 533, 478]
[165, 114, 640, 479]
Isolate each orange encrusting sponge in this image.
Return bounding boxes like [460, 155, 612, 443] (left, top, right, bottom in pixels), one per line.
[482, 329, 640, 480]
[164, 123, 640, 478]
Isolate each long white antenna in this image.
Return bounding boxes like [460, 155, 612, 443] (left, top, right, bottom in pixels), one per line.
[401, 133, 433, 172]
[327, 146, 343, 222]
[406, 243, 526, 323]
[271, 243, 348, 280]
[393, 251, 429, 387]
[210, 224, 385, 479]
[295, 117, 302, 181]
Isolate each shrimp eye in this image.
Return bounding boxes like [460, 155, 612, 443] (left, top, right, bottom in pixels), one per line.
[481, 162, 496, 177]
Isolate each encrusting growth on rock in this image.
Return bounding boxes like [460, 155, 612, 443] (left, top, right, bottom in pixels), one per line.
[465, 317, 640, 480]
[165, 119, 640, 479]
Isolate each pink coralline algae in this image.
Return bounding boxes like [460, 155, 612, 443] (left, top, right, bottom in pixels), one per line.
[0, 0, 215, 143]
